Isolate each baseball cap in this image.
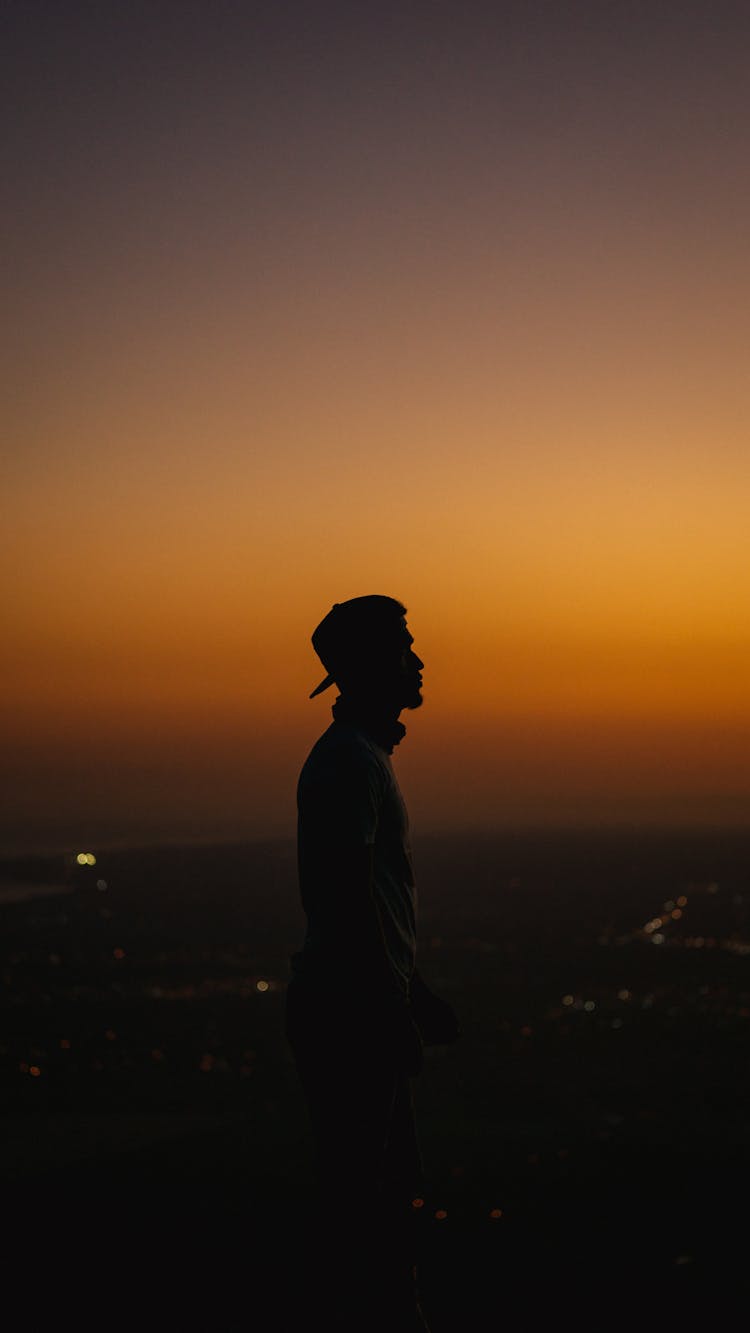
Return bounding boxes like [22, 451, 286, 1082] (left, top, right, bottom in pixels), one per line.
[308, 595, 408, 698]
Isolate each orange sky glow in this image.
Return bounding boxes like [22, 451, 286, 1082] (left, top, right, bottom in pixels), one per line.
[4, 2, 750, 851]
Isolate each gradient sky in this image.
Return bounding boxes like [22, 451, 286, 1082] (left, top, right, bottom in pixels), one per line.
[4, 0, 750, 852]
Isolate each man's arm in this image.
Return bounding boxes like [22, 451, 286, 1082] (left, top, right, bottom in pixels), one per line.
[298, 746, 422, 1071]
[329, 840, 406, 1001]
[327, 840, 423, 1073]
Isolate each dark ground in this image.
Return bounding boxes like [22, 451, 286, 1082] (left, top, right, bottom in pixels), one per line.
[3, 829, 749, 1329]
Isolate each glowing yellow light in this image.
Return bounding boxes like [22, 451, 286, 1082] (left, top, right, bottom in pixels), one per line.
[411, 1197, 425, 1209]
[256, 979, 270, 992]
[86, 853, 96, 866]
[562, 994, 574, 1006]
[677, 895, 688, 907]
[584, 1000, 596, 1012]
[76, 853, 88, 865]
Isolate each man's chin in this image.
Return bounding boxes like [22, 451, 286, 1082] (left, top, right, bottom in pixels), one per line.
[404, 691, 424, 711]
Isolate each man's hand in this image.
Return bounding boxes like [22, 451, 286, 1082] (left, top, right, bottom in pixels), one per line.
[409, 969, 461, 1046]
[384, 998, 424, 1077]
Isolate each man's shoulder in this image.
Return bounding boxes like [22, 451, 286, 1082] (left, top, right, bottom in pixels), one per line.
[299, 722, 389, 787]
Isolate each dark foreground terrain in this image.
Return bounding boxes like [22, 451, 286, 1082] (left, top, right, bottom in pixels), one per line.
[3, 828, 749, 1329]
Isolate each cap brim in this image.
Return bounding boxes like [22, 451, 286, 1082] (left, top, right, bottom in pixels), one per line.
[309, 673, 335, 699]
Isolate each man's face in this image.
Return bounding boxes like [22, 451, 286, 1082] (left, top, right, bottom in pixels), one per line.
[393, 620, 424, 710]
[335, 616, 424, 708]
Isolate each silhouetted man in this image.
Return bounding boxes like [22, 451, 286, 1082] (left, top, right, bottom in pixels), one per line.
[285, 595, 458, 1332]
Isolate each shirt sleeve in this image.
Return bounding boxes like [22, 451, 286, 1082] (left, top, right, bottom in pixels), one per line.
[298, 742, 386, 846]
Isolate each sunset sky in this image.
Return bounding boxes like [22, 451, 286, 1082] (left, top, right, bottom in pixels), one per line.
[4, 0, 750, 853]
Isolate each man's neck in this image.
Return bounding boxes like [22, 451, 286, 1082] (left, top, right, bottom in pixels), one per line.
[331, 693, 406, 755]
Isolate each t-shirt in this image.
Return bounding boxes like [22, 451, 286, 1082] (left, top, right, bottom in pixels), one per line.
[293, 719, 417, 999]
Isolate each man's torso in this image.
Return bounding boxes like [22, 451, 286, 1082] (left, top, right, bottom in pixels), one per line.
[294, 720, 417, 997]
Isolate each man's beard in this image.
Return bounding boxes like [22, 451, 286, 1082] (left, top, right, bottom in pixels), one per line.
[339, 672, 422, 713]
[403, 684, 423, 710]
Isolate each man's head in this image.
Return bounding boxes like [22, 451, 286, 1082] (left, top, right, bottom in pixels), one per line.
[309, 595, 424, 711]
